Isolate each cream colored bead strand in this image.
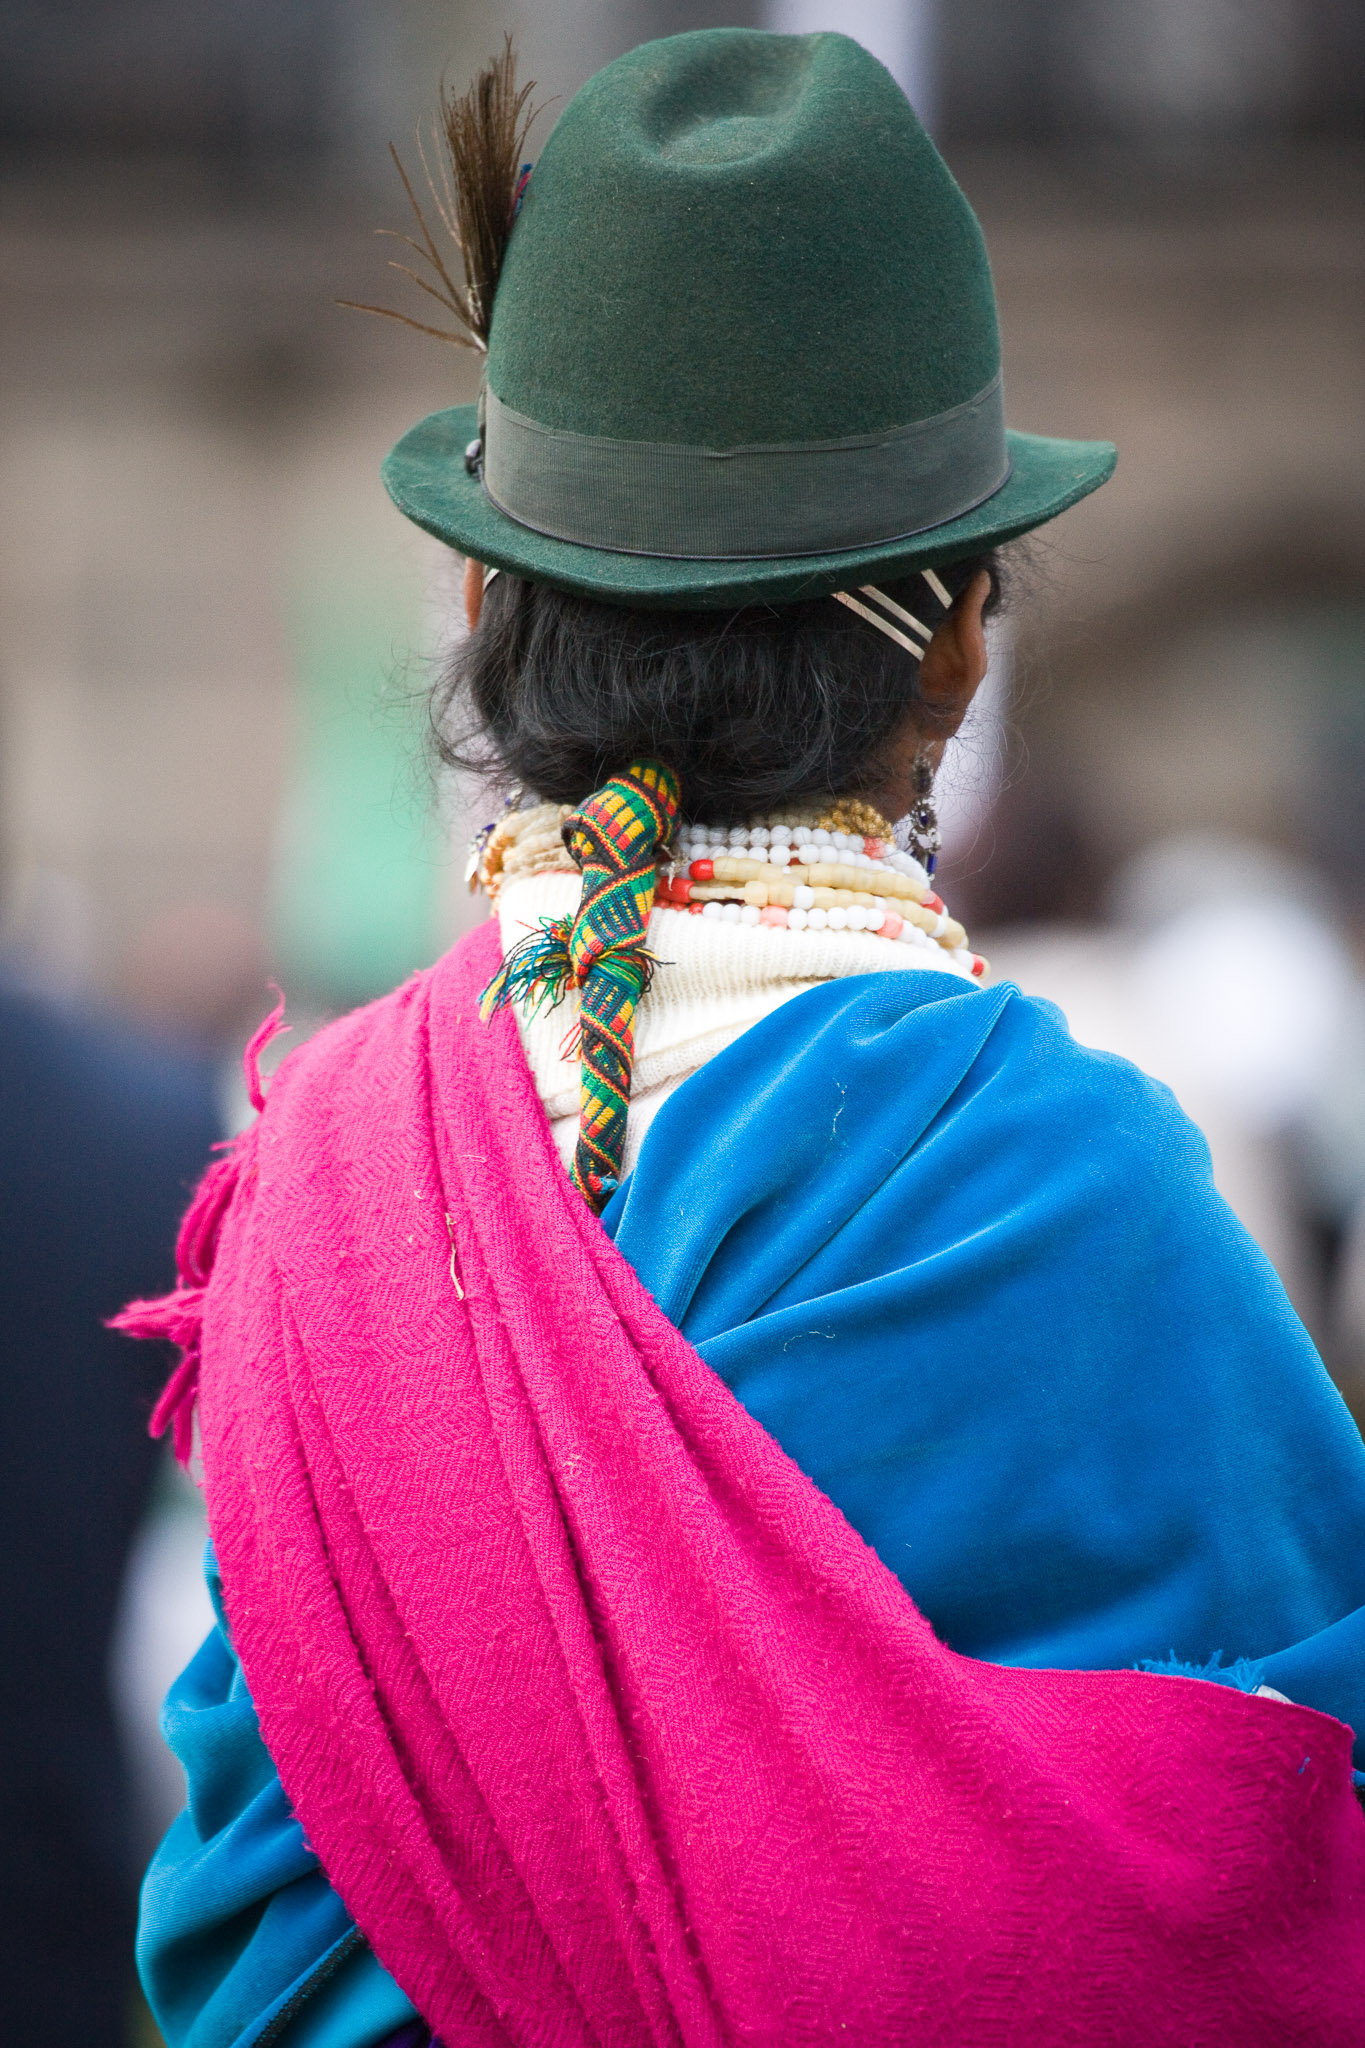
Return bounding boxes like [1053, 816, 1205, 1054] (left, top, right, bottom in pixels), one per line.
[698, 852, 931, 904]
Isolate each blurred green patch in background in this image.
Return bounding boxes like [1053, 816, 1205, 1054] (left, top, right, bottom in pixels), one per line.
[270, 547, 447, 1010]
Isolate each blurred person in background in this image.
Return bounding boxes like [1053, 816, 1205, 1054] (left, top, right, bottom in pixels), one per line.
[119, 29, 1365, 2048]
[0, 968, 218, 2043]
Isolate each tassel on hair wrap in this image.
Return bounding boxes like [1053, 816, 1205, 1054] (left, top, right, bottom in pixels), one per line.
[480, 759, 681, 1211]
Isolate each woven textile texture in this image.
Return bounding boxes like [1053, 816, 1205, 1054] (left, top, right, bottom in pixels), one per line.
[481, 760, 679, 1208]
[175, 922, 1365, 2047]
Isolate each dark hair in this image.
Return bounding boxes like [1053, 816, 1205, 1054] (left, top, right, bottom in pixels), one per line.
[433, 552, 1005, 823]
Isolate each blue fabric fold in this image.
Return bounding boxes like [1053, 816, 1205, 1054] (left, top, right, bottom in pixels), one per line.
[604, 972, 1365, 1692]
[139, 969, 1365, 2047]
[139, 1552, 419, 2048]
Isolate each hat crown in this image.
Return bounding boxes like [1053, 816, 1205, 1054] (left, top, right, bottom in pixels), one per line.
[489, 29, 1000, 449]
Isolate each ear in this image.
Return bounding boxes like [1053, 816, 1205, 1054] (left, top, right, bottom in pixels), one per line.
[463, 555, 484, 633]
[917, 570, 991, 736]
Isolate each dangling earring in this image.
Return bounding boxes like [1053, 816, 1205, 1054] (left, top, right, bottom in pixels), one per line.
[906, 751, 942, 877]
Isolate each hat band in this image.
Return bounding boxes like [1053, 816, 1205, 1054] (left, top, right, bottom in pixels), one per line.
[481, 372, 1009, 561]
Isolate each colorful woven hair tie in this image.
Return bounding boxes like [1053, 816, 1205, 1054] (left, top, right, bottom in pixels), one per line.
[480, 758, 681, 1210]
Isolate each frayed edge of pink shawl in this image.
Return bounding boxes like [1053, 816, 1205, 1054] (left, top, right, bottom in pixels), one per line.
[109, 989, 289, 1467]
[242, 984, 290, 1114]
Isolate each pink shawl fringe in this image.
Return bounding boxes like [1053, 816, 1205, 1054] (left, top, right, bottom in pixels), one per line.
[111, 990, 288, 1463]
[141, 931, 1365, 2042]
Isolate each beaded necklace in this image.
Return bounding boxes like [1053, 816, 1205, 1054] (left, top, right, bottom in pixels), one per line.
[479, 797, 986, 980]
[658, 799, 984, 978]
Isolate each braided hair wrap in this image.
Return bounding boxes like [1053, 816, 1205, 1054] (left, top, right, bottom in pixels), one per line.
[480, 759, 681, 1210]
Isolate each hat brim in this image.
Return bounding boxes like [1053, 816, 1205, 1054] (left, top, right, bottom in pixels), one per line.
[382, 405, 1115, 610]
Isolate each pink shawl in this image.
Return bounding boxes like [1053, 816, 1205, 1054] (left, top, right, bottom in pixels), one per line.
[184, 926, 1365, 2043]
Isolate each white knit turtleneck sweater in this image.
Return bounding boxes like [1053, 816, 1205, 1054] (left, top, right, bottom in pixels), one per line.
[497, 870, 976, 1174]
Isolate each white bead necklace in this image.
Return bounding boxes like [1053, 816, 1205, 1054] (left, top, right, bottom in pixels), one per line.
[655, 811, 986, 978]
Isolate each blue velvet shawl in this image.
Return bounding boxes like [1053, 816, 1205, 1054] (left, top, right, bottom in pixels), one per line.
[140, 970, 1365, 2048]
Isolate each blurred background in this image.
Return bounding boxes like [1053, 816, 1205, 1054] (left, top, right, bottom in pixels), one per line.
[0, 2, 1361, 2040]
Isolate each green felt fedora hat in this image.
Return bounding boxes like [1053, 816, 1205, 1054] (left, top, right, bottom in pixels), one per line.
[382, 28, 1115, 610]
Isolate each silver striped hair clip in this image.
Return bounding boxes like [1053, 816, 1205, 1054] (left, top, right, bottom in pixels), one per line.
[833, 568, 954, 660]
